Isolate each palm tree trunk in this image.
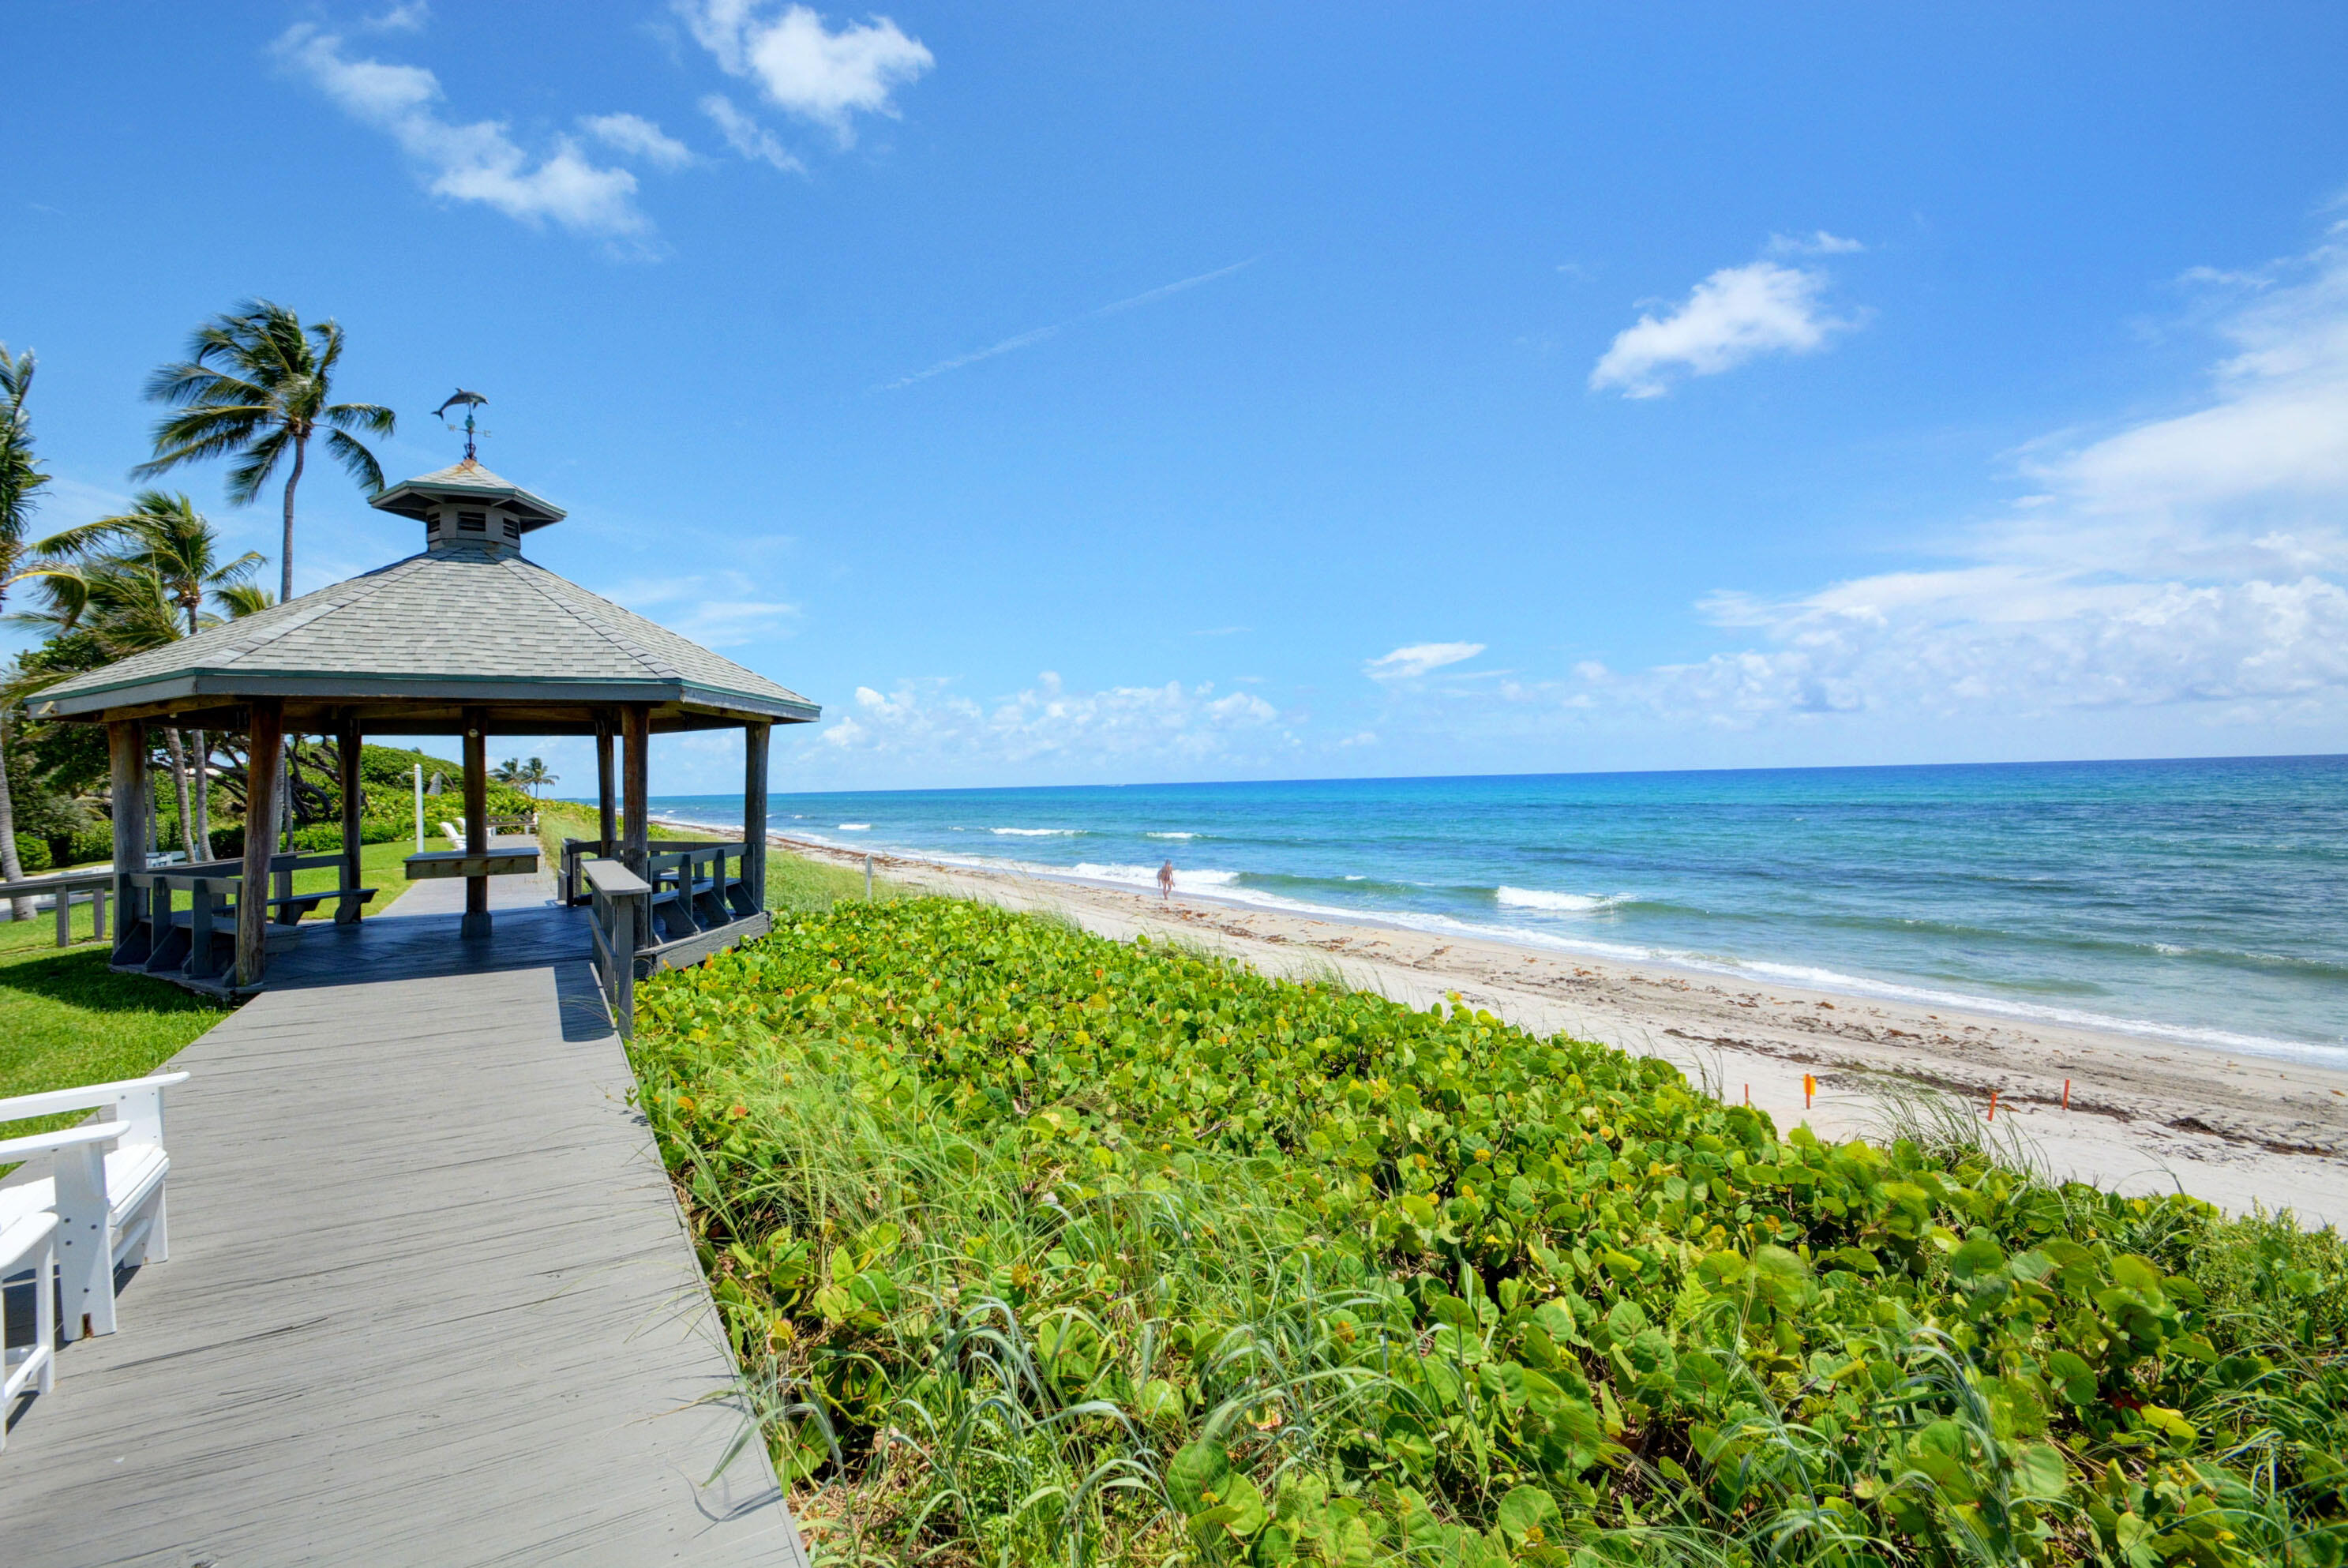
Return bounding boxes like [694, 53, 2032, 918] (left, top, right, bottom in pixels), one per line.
[0, 711, 27, 922]
[280, 433, 305, 603]
[193, 728, 211, 858]
[184, 610, 210, 861]
[274, 738, 292, 904]
[276, 444, 304, 905]
[164, 727, 197, 861]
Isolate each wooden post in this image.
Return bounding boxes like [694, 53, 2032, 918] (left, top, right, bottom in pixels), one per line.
[742, 721, 769, 913]
[621, 704, 650, 879]
[336, 711, 365, 924]
[235, 698, 284, 990]
[462, 707, 490, 938]
[595, 711, 617, 856]
[272, 736, 294, 910]
[107, 720, 148, 966]
[613, 891, 636, 1038]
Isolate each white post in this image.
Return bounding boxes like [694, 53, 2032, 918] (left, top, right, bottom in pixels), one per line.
[413, 763, 424, 852]
[865, 854, 873, 900]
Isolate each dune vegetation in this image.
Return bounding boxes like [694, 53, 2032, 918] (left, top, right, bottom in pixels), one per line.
[632, 897, 2348, 1567]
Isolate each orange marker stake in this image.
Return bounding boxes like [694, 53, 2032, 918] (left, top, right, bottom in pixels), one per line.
[1743, 1083, 1750, 1106]
[2062, 1078, 2071, 1111]
[1802, 1072, 1816, 1109]
[1988, 1090, 1999, 1123]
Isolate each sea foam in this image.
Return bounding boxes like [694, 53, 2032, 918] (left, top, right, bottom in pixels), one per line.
[1071, 861, 1240, 891]
[1496, 886, 1620, 913]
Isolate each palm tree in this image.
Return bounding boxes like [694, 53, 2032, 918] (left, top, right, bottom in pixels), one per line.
[134, 301, 394, 604]
[15, 561, 205, 857]
[134, 299, 390, 875]
[0, 345, 68, 914]
[216, 583, 276, 620]
[39, 492, 266, 858]
[516, 757, 555, 801]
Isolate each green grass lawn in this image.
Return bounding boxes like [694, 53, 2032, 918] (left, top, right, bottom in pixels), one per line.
[288, 835, 425, 919]
[0, 898, 223, 1137]
[0, 840, 406, 1133]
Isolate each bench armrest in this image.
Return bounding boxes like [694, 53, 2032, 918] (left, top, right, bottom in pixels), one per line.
[0, 1071, 190, 1126]
[0, 1206, 59, 1272]
[0, 1119, 128, 1163]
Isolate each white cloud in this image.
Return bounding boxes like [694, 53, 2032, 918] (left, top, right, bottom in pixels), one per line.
[580, 113, 694, 171]
[1364, 642, 1485, 681]
[364, 1, 430, 32]
[701, 94, 804, 172]
[1590, 256, 1859, 398]
[275, 26, 647, 238]
[1542, 234, 2348, 737]
[818, 673, 1283, 771]
[677, 2, 932, 147]
[614, 571, 798, 647]
[1767, 230, 1865, 257]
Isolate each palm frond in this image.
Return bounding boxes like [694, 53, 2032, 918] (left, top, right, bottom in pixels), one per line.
[321, 427, 388, 495]
[322, 400, 396, 437]
[223, 426, 294, 506]
[217, 583, 275, 618]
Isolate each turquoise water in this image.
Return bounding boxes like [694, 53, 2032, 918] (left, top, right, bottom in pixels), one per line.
[643, 756, 2348, 1065]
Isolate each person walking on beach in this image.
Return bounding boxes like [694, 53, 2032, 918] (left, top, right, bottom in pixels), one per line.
[1157, 859, 1176, 901]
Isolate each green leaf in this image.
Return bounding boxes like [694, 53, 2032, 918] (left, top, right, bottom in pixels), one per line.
[2046, 1349, 2097, 1406]
[1166, 1438, 1230, 1517]
[1137, 1378, 1184, 1422]
[1204, 1472, 1267, 1539]
[1948, 1236, 2008, 1281]
[1496, 1484, 1562, 1543]
[2013, 1442, 2069, 1500]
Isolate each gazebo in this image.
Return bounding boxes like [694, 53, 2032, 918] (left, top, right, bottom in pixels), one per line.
[34, 457, 818, 997]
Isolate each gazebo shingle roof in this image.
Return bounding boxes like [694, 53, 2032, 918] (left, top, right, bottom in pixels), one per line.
[39, 542, 817, 733]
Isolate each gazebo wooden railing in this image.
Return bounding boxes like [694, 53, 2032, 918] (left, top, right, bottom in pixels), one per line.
[0, 871, 114, 948]
[114, 853, 377, 991]
[578, 840, 768, 1036]
[583, 859, 647, 1037]
[114, 850, 377, 985]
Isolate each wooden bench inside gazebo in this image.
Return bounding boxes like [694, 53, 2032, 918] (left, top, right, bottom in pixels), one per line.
[32, 457, 819, 1003]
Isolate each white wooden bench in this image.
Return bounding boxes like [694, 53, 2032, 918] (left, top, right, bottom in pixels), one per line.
[0, 1071, 189, 1340]
[1, 1206, 59, 1442]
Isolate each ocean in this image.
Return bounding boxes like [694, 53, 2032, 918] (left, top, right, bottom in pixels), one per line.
[640, 756, 2348, 1067]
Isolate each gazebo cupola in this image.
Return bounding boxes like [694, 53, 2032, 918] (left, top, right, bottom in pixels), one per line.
[369, 458, 567, 557]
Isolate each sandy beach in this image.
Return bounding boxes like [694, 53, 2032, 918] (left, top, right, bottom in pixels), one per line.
[768, 832, 2348, 1232]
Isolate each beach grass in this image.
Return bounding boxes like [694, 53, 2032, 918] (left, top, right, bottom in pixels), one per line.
[632, 895, 2348, 1567]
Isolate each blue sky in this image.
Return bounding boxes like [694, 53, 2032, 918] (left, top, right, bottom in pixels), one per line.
[9, 2, 2348, 793]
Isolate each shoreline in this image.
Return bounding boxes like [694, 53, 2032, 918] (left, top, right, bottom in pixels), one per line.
[728, 823, 2348, 1230]
[728, 820, 2336, 1063]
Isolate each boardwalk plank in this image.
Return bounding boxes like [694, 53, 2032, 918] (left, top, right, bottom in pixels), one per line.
[4, 897, 805, 1567]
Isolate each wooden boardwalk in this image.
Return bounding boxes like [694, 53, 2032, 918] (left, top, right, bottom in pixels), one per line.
[2, 876, 807, 1566]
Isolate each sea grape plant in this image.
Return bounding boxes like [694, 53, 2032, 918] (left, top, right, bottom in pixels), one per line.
[634, 898, 2348, 1566]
